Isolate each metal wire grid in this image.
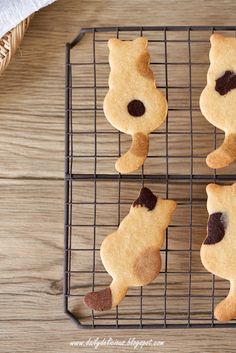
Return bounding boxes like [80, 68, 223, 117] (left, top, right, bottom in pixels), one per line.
[65, 26, 236, 329]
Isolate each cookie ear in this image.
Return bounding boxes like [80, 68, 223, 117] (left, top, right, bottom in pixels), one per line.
[210, 33, 227, 47]
[206, 183, 221, 196]
[164, 199, 177, 213]
[133, 37, 148, 48]
[232, 183, 236, 194]
[108, 38, 122, 50]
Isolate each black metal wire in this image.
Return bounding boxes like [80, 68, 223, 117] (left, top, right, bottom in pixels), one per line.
[91, 28, 97, 328]
[64, 43, 70, 317]
[211, 26, 216, 328]
[64, 26, 236, 329]
[139, 25, 144, 329]
[163, 27, 169, 328]
[187, 27, 193, 327]
[116, 26, 120, 329]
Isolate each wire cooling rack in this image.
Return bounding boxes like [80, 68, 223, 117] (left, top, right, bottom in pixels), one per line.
[65, 26, 236, 329]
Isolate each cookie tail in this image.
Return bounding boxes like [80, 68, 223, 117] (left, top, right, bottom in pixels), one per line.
[115, 133, 149, 173]
[206, 133, 236, 169]
[214, 279, 236, 321]
[83, 280, 128, 311]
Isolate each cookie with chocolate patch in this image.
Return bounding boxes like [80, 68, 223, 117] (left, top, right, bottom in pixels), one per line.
[84, 187, 176, 311]
[200, 33, 236, 169]
[200, 183, 236, 321]
[103, 37, 168, 174]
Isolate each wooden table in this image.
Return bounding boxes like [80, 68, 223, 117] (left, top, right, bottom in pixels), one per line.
[1, 0, 236, 352]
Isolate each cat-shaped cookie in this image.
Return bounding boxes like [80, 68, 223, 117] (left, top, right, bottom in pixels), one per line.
[200, 33, 236, 169]
[103, 37, 168, 174]
[201, 183, 236, 321]
[84, 187, 176, 311]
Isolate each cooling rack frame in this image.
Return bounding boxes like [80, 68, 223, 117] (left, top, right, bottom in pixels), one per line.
[65, 26, 236, 329]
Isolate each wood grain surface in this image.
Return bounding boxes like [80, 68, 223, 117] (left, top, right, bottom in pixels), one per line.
[1, 0, 236, 352]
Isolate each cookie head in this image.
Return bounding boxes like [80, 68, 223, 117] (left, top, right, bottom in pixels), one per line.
[108, 37, 149, 65]
[132, 187, 176, 227]
[200, 34, 236, 132]
[206, 183, 236, 215]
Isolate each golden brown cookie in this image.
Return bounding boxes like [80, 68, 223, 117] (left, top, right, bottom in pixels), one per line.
[200, 183, 236, 321]
[200, 33, 236, 169]
[103, 37, 168, 174]
[84, 187, 176, 311]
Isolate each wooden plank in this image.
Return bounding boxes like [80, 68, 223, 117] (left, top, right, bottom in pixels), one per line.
[0, 178, 234, 353]
[1, 0, 236, 178]
[1, 322, 236, 353]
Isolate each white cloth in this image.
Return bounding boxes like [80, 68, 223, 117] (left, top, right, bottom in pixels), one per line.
[0, 0, 56, 38]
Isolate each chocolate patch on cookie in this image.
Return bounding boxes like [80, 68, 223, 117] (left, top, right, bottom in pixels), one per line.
[83, 287, 112, 311]
[133, 248, 161, 284]
[133, 187, 157, 211]
[204, 212, 226, 245]
[130, 133, 149, 157]
[127, 99, 145, 117]
[215, 71, 236, 95]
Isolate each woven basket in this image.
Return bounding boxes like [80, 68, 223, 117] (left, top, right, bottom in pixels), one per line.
[0, 16, 32, 75]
